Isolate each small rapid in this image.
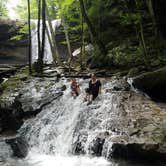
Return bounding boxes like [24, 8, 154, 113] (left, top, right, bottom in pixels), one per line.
[1, 76, 166, 166]
[21, 79, 84, 154]
[7, 79, 111, 166]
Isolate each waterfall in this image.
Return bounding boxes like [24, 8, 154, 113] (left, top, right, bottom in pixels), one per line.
[31, 19, 61, 64]
[9, 78, 111, 166]
[1, 75, 164, 166]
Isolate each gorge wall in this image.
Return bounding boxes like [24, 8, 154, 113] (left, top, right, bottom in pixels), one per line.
[0, 18, 28, 65]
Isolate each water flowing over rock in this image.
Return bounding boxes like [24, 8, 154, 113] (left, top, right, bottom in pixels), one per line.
[0, 73, 166, 165]
[0, 67, 64, 133]
[31, 19, 61, 64]
[71, 78, 166, 160]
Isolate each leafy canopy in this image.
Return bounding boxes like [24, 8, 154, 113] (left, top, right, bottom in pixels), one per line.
[0, 0, 8, 17]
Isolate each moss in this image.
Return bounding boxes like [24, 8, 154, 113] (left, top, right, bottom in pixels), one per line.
[0, 66, 30, 95]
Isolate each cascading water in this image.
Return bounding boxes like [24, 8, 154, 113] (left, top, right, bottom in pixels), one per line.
[31, 19, 61, 64]
[1, 76, 165, 166]
[3, 79, 111, 166]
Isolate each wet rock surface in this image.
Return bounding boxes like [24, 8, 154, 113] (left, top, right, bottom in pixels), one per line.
[72, 78, 166, 160]
[0, 67, 166, 162]
[0, 135, 28, 160]
[0, 107, 23, 133]
[0, 140, 13, 160]
[6, 136, 28, 158]
[0, 67, 65, 134]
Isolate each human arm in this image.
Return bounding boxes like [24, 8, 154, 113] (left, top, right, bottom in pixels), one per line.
[77, 83, 80, 94]
[99, 86, 101, 95]
[98, 80, 101, 94]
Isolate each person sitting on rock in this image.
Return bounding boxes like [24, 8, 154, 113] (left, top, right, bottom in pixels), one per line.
[84, 73, 101, 104]
[70, 78, 80, 98]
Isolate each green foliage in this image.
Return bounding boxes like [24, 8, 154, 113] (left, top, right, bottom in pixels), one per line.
[107, 45, 144, 67]
[0, 67, 29, 95]
[90, 55, 112, 69]
[0, 0, 8, 17]
[16, 0, 74, 19]
[87, 48, 112, 69]
[59, 0, 74, 7]
[10, 35, 22, 41]
[16, 0, 38, 19]
[9, 24, 29, 41]
[19, 24, 29, 34]
[13, 0, 165, 70]
[120, 13, 141, 25]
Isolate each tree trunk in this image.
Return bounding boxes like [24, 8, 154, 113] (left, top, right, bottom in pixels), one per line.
[135, 0, 149, 67]
[79, 0, 107, 55]
[37, 0, 41, 62]
[37, 0, 46, 74]
[45, 4, 61, 65]
[80, 13, 84, 70]
[146, 0, 160, 57]
[27, 0, 32, 74]
[139, 21, 148, 65]
[46, 24, 57, 63]
[61, 16, 72, 70]
[57, 1, 72, 70]
[41, 0, 46, 59]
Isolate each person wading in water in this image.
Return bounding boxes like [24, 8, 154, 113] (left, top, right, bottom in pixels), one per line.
[70, 78, 80, 98]
[84, 73, 101, 105]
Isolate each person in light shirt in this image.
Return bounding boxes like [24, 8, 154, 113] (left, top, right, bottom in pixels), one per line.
[70, 78, 80, 98]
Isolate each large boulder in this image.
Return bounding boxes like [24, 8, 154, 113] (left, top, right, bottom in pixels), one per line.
[0, 67, 65, 133]
[0, 18, 20, 45]
[0, 107, 23, 133]
[6, 136, 28, 158]
[132, 67, 166, 102]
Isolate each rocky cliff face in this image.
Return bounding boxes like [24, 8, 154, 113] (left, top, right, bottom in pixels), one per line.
[0, 18, 28, 65]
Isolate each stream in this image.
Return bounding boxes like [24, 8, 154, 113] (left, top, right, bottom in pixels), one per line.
[0, 78, 165, 166]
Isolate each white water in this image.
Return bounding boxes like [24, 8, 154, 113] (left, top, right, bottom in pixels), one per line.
[12, 79, 111, 166]
[26, 155, 110, 166]
[31, 19, 61, 64]
[2, 78, 165, 166]
[19, 22, 114, 164]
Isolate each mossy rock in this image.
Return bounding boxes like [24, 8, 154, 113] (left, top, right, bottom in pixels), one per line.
[0, 67, 30, 96]
[127, 68, 139, 77]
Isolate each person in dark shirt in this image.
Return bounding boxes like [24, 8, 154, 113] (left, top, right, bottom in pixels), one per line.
[84, 73, 101, 104]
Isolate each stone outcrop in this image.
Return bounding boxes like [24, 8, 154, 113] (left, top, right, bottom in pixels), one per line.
[0, 107, 23, 133]
[132, 67, 166, 102]
[0, 136, 28, 160]
[72, 78, 166, 161]
[0, 18, 28, 65]
[0, 67, 65, 134]
[6, 136, 28, 158]
[0, 18, 28, 47]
